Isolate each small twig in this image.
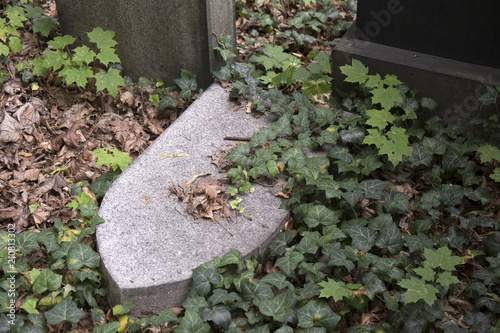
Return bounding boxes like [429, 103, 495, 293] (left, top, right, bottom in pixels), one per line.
[223, 136, 251, 141]
[216, 220, 234, 236]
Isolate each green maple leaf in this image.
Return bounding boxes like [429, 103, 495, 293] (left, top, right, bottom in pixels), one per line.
[7, 36, 21, 53]
[340, 59, 369, 84]
[0, 43, 9, 56]
[477, 145, 500, 163]
[365, 109, 395, 130]
[255, 44, 295, 70]
[382, 74, 402, 86]
[302, 78, 332, 99]
[48, 35, 76, 49]
[436, 271, 460, 287]
[60, 65, 93, 87]
[318, 278, 350, 302]
[413, 266, 435, 281]
[371, 85, 403, 110]
[422, 247, 462, 271]
[94, 68, 125, 97]
[32, 17, 57, 37]
[490, 167, 500, 182]
[72, 45, 96, 65]
[363, 128, 388, 147]
[87, 27, 118, 49]
[96, 47, 121, 65]
[398, 277, 439, 305]
[365, 73, 381, 88]
[44, 50, 70, 71]
[92, 147, 132, 172]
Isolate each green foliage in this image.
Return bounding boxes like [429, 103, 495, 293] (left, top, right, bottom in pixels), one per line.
[26, 27, 125, 96]
[92, 147, 133, 172]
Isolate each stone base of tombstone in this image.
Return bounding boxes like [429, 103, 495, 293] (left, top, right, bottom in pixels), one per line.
[332, 25, 500, 129]
[55, 0, 236, 89]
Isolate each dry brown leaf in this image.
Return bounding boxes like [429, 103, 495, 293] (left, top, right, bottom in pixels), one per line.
[0, 112, 21, 143]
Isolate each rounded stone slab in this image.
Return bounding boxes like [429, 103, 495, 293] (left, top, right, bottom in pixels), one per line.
[97, 83, 288, 315]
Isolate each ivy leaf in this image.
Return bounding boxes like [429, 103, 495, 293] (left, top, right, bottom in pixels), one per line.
[477, 145, 500, 163]
[44, 300, 85, 325]
[422, 247, 462, 271]
[409, 143, 433, 167]
[67, 243, 100, 270]
[20, 296, 39, 315]
[297, 300, 341, 331]
[211, 289, 242, 305]
[272, 114, 293, 136]
[176, 310, 211, 333]
[304, 205, 340, 228]
[158, 95, 179, 111]
[201, 306, 231, 330]
[96, 47, 121, 66]
[87, 27, 118, 49]
[365, 109, 395, 130]
[326, 246, 355, 271]
[225, 144, 250, 168]
[421, 97, 438, 111]
[404, 233, 434, 253]
[383, 192, 410, 214]
[398, 277, 439, 305]
[362, 272, 386, 299]
[15, 231, 38, 255]
[340, 59, 368, 84]
[92, 322, 121, 333]
[371, 86, 403, 110]
[318, 278, 350, 302]
[174, 77, 197, 99]
[94, 68, 125, 97]
[258, 292, 294, 322]
[269, 231, 297, 257]
[314, 106, 337, 126]
[316, 177, 342, 199]
[359, 155, 383, 175]
[240, 279, 274, 305]
[218, 248, 243, 269]
[191, 267, 222, 296]
[422, 137, 446, 155]
[349, 226, 377, 251]
[60, 65, 93, 88]
[376, 223, 404, 254]
[442, 147, 468, 171]
[463, 311, 491, 333]
[359, 179, 389, 200]
[276, 249, 305, 276]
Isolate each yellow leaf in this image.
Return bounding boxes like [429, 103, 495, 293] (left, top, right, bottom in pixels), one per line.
[117, 315, 128, 332]
[160, 153, 189, 159]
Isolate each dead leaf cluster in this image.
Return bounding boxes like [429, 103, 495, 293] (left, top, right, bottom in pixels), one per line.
[169, 176, 232, 222]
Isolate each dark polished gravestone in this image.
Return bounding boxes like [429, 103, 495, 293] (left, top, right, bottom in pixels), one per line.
[55, 0, 236, 89]
[332, 0, 500, 127]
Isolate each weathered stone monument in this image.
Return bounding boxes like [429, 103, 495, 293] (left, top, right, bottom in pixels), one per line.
[55, 1, 290, 315]
[332, 0, 500, 126]
[55, 0, 236, 89]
